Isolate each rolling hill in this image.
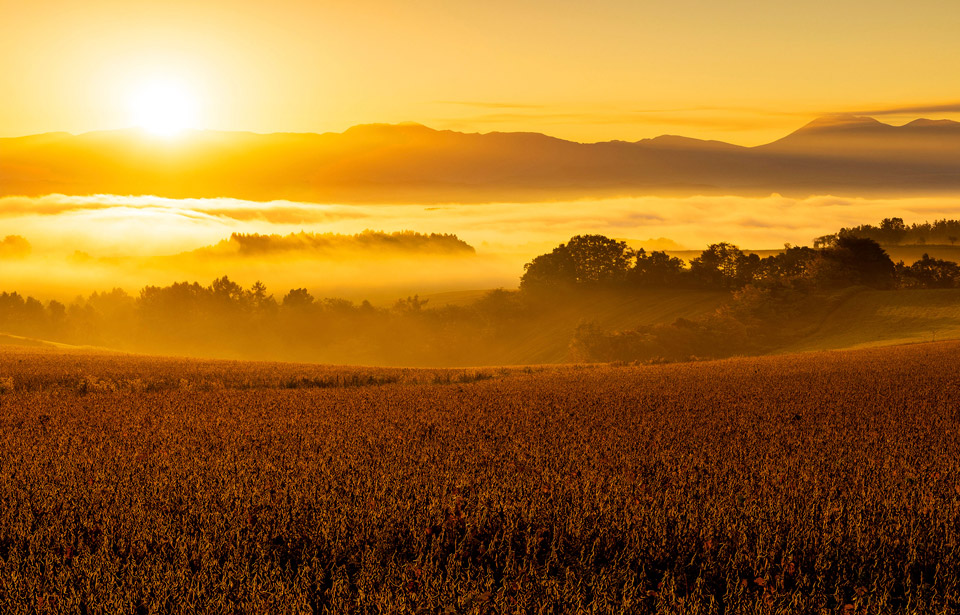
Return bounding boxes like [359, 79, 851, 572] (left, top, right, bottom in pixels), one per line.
[781, 288, 960, 354]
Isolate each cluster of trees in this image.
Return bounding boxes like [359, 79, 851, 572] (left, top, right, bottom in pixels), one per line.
[0, 277, 537, 365]
[4, 219, 960, 366]
[194, 231, 475, 258]
[0, 291, 49, 337]
[814, 217, 960, 247]
[0, 235, 31, 259]
[527, 229, 960, 363]
[521, 233, 956, 292]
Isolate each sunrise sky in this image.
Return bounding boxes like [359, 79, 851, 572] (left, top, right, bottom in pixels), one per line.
[3, 0, 959, 145]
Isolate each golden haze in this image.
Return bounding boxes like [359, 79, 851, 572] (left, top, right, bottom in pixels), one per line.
[1, 193, 959, 301]
[2, 0, 959, 143]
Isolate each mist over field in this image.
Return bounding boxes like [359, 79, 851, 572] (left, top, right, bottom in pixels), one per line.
[7, 0, 960, 608]
[3, 192, 960, 300]
[7, 0, 960, 609]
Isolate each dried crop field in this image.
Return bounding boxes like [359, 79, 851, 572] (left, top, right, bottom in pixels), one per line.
[1, 343, 959, 613]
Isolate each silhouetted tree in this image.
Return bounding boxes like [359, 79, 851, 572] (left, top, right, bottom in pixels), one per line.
[0, 235, 31, 258]
[563, 235, 635, 284]
[88, 288, 135, 315]
[757, 245, 819, 283]
[0, 291, 46, 336]
[521, 235, 634, 290]
[879, 217, 908, 245]
[831, 217, 960, 246]
[248, 280, 279, 312]
[282, 288, 314, 309]
[899, 254, 960, 288]
[211, 276, 247, 308]
[394, 295, 429, 313]
[689, 243, 759, 289]
[813, 234, 838, 248]
[628, 249, 687, 287]
[520, 248, 578, 290]
[820, 236, 896, 289]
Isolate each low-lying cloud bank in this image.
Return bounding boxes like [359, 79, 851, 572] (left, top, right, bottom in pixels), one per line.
[2, 193, 959, 255]
[0, 192, 958, 300]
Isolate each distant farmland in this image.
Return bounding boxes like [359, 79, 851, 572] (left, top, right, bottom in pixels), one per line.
[0, 343, 958, 613]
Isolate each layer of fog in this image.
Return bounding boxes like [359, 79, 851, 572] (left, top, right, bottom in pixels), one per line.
[2, 193, 959, 301]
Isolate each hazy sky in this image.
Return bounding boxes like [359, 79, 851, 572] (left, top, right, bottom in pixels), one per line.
[3, 0, 959, 144]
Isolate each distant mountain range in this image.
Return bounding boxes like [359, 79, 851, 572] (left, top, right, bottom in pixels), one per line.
[2, 115, 959, 202]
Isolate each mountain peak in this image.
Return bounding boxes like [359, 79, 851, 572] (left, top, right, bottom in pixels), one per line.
[342, 122, 435, 136]
[797, 114, 889, 132]
[904, 118, 960, 128]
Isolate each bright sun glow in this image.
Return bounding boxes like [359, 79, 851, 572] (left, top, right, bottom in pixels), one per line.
[128, 79, 198, 137]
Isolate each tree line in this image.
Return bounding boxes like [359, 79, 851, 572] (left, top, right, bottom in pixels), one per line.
[193, 230, 475, 257]
[2, 219, 960, 364]
[522, 232, 960, 292]
[0, 279, 533, 365]
[814, 217, 960, 247]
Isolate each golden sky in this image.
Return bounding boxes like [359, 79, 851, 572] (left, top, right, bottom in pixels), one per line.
[2, 0, 960, 145]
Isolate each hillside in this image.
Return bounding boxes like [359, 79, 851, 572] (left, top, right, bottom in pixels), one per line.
[2, 116, 959, 202]
[8, 286, 960, 366]
[487, 289, 728, 365]
[783, 288, 960, 353]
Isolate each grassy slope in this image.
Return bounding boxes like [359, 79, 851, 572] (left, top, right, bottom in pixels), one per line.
[508, 287, 960, 363]
[6, 286, 958, 364]
[782, 288, 960, 353]
[508, 287, 960, 364]
[492, 289, 728, 364]
[419, 289, 493, 307]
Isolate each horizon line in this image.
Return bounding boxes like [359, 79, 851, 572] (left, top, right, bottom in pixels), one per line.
[3, 113, 958, 148]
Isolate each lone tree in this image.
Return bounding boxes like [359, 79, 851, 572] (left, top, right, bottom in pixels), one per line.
[521, 235, 634, 290]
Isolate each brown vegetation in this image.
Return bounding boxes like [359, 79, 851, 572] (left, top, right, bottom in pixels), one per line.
[0, 342, 958, 612]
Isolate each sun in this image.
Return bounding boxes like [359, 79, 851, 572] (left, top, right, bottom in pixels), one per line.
[128, 79, 198, 137]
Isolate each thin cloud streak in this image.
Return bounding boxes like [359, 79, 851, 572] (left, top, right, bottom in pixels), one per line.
[857, 102, 960, 116]
[433, 106, 820, 141]
[436, 101, 546, 109]
[441, 112, 787, 134]
[0, 194, 370, 225]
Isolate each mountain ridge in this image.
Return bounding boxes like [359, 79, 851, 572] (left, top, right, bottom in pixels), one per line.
[5, 115, 958, 146]
[2, 116, 959, 202]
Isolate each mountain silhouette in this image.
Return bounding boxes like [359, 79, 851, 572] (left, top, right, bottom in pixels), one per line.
[759, 114, 960, 164]
[1, 116, 959, 202]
